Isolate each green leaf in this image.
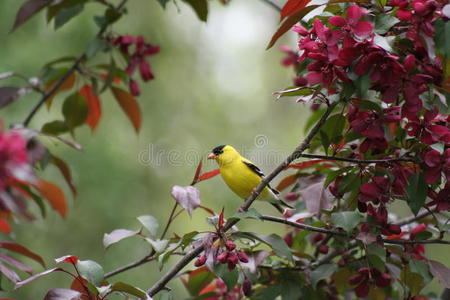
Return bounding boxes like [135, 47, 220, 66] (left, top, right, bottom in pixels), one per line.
[156, 0, 171, 8]
[401, 267, 424, 296]
[137, 215, 159, 237]
[62, 93, 88, 129]
[410, 259, 432, 284]
[320, 114, 346, 148]
[434, 19, 450, 58]
[311, 264, 338, 287]
[145, 238, 169, 253]
[187, 268, 214, 296]
[413, 230, 432, 240]
[354, 73, 370, 98]
[331, 211, 363, 233]
[374, 14, 399, 35]
[41, 120, 70, 135]
[324, 166, 352, 187]
[111, 282, 148, 299]
[54, 3, 84, 29]
[86, 38, 109, 59]
[249, 233, 293, 261]
[212, 264, 238, 291]
[367, 243, 386, 272]
[232, 208, 262, 220]
[183, 0, 208, 22]
[76, 260, 104, 286]
[252, 285, 282, 300]
[405, 173, 427, 215]
[274, 87, 314, 99]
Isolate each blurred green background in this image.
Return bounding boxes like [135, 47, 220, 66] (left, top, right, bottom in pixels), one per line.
[0, 0, 446, 298]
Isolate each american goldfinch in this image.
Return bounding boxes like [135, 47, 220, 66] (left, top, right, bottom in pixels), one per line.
[207, 145, 292, 213]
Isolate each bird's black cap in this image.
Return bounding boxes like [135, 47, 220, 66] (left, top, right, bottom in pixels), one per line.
[212, 145, 226, 155]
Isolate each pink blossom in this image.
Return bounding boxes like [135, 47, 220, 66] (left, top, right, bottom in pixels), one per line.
[0, 129, 29, 190]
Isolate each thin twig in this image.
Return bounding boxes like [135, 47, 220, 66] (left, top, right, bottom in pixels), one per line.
[298, 153, 417, 164]
[260, 215, 450, 245]
[105, 202, 179, 279]
[260, 0, 282, 12]
[22, 0, 128, 127]
[146, 100, 340, 297]
[394, 210, 434, 226]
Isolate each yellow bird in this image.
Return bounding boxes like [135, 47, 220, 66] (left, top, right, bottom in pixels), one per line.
[207, 145, 292, 213]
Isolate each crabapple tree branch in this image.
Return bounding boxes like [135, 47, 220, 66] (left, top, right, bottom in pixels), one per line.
[146, 100, 340, 297]
[298, 153, 418, 164]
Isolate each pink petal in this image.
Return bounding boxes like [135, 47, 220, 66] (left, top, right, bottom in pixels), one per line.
[354, 21, 373, 37]
[329, 16, 346, 27]
[347, 5, 363, 25]
[306, 72, 322, 85]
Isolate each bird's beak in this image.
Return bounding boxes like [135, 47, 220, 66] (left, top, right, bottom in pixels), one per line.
[207, 153, 217, 160]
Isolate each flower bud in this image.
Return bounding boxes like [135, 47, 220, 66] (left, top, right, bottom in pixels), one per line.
[227, 252, 239, 264]
[319, 244, 329, 254]
[242, 278, 252, 296]
[225, 240, 236, 251]
[217, 252, 228, 263]
[194, 255, 207, 267]
[237, 251, 249, 263]
[284, 192, 299, 201]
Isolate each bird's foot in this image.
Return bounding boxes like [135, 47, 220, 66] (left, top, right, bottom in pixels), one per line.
[251, 188, 259, 198]
[238, 206, 246, 213]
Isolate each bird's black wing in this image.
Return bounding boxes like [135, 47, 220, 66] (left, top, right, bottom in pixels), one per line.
[242, 160, 279, 195]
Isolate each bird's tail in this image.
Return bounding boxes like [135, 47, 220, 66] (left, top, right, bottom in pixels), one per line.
[268, 187, 294, 213]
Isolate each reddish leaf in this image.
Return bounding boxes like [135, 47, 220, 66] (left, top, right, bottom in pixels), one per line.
[110, 86, 141, 133]
[286, 159, 331, 169]
[429, 260, 450, 288]
[0, 253, 33, 275]
[197, 169, 220, 182]
[33, 179, 67, 218]
[280, 0, 312, 21]
[0, 263, 20, 283]
[45, 73, 77, 108]
[276, 174, 300, 191]
[171, 186, 201, 217]
[198, 205, 215, 216]
[0, 218, 11, 234]
[44, 288, 82, 300]
[191, 161, 203, 185]
[55, 255, 78, 265]
[0, 241, 45, 267]
[103, 229, 140, 249]
[12, 0, 48, 31]
[70, 276, 90, 300]
[79, 85, 102, 131]
[267, 5, 320, 49]
[218, 208, 225, 229]
[51, 155, 77, 197]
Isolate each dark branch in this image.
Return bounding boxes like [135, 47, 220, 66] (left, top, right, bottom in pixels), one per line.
[298, 153, 417, 164]
[22, 0, 128, 127]
[146, 100, 340, 297]
[260, 215, 450, 245]
[394, 210, 434, 226]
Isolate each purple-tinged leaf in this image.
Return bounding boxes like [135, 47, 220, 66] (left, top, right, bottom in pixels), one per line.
[12, 0, 49, 31]
[301, 179, 333, 215]
[0, 263, 20, 283]
[0, 253, 33, 274]
[428, 260, 450, 288]
[0, 87, 20, 109]
[355, 232, 377, 244]
[240, 251, 269, 273]
[103, 229, 140, 249]
[15, 268, 64, 289]
[171, 185, 200, 216]
[44, 288, 81, 300]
